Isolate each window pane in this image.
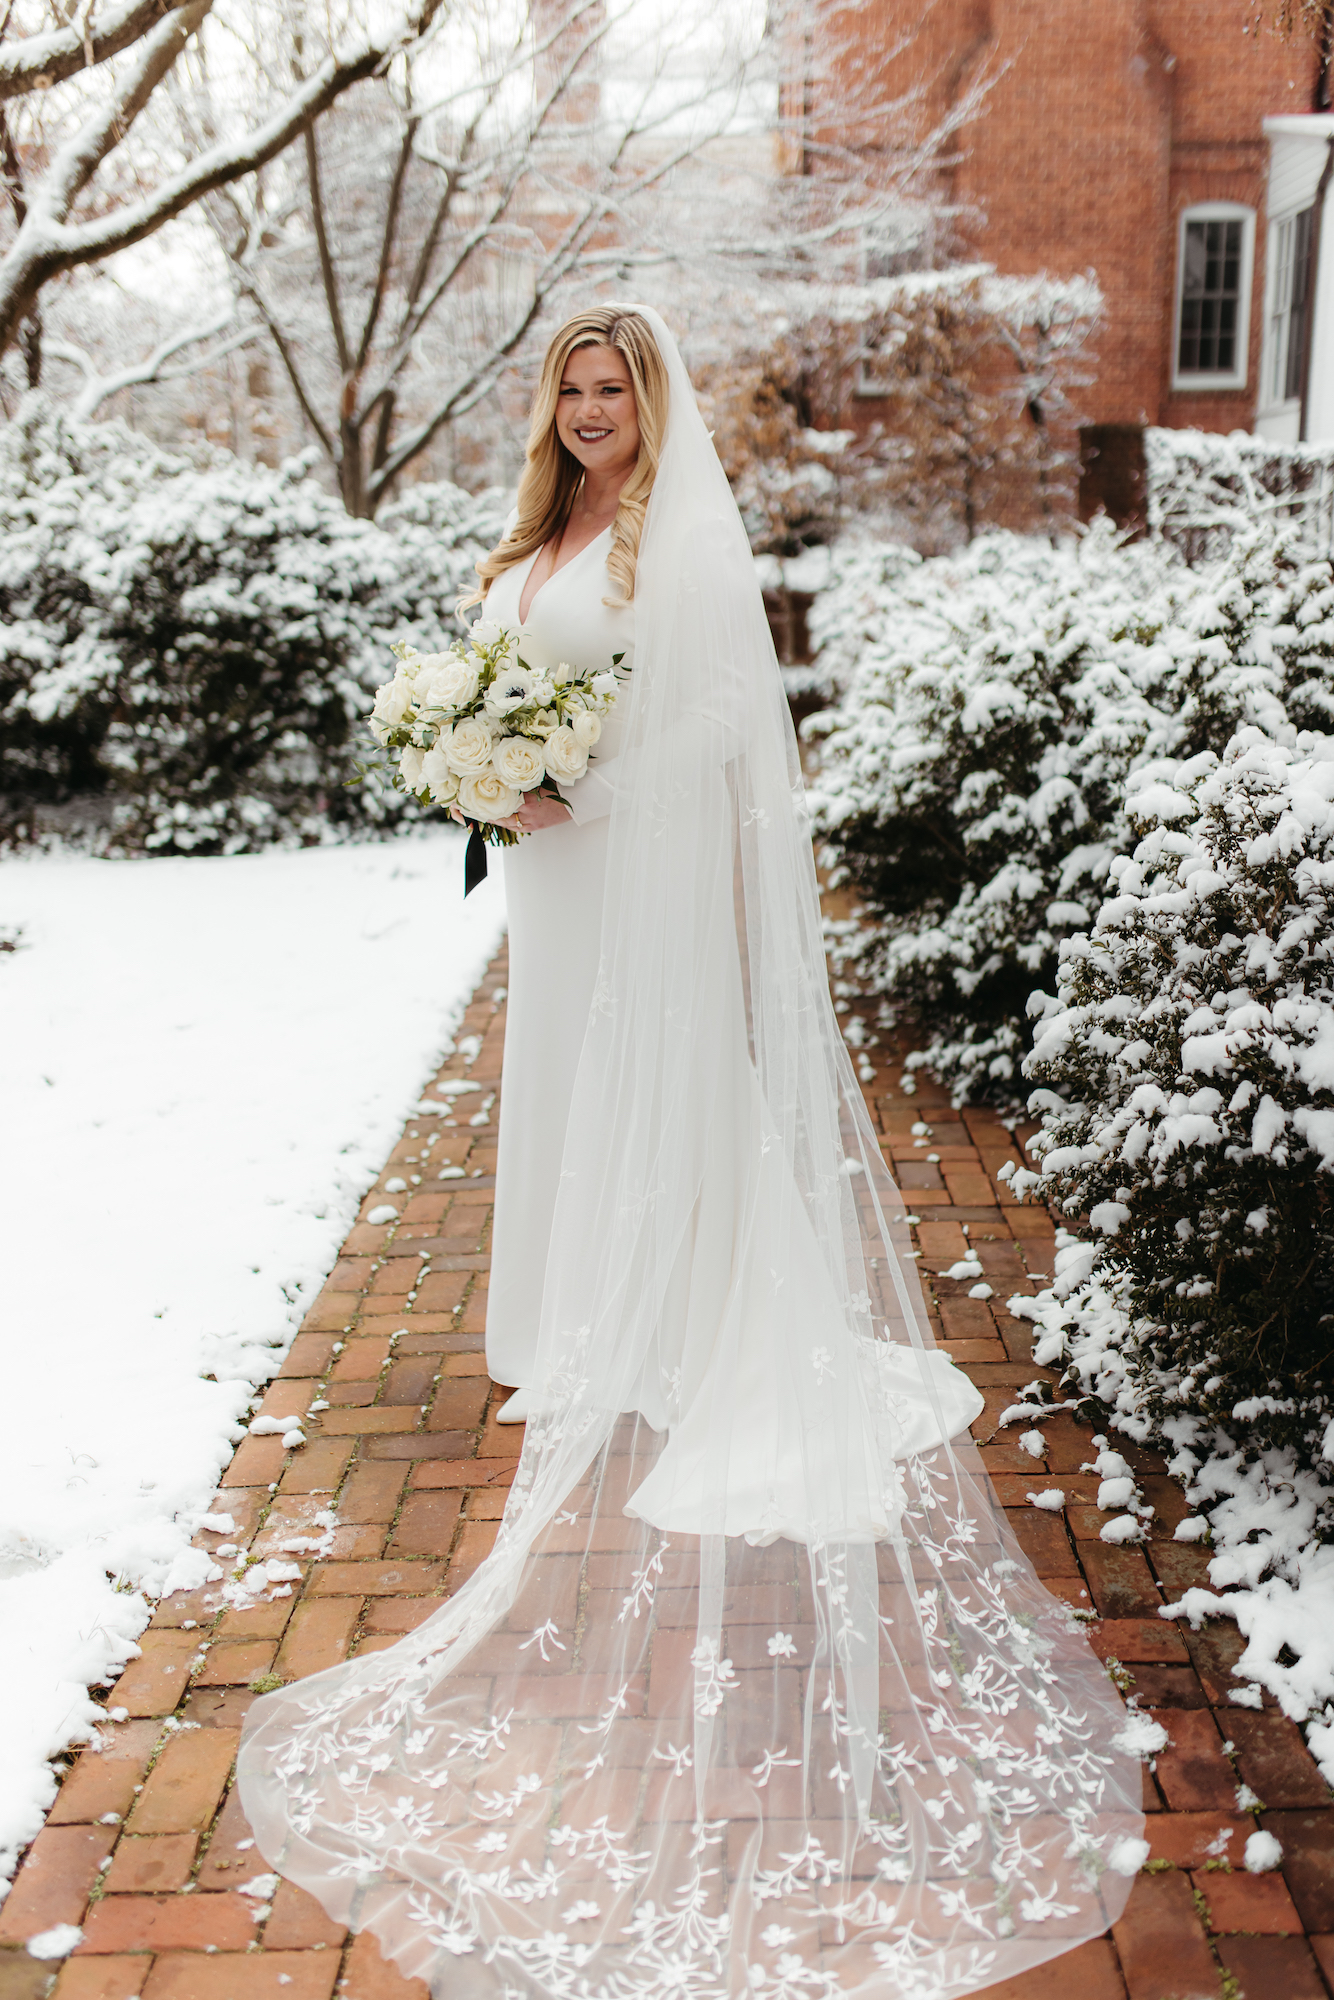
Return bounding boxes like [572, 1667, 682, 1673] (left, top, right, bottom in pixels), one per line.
[1283, 207, 1315, 402]
[1272, 217, 1294, 402]
[1178, 216, 1246, 375]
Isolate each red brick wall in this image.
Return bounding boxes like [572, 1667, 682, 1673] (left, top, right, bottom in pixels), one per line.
[1151, 0, 1314, 430]
[952, 0, 1175, 425]
[799, 0, 1323, 433]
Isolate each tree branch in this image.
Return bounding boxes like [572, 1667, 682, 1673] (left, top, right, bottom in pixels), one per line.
[233, 273, 337, 459]
[387, 2, 611, 367]
[367, 183, 624, 502]
[46, 308, 263, 417]
[0, 0, 447, 357]
[45, 1, 212, 219]
[0, 0, 185, 105]
[353, 115, 416, 374]
[0, 98, 26, 225]
[303, 117, 348, 373]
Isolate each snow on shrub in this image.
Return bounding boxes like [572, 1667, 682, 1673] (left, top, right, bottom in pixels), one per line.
[808, 518, 1334, 1102]
[1147, 425, 1334, 567]
[0, 400, 506, 854]
[1012, 730, 1334, 1745]
[1015, 727, 1334, 1457]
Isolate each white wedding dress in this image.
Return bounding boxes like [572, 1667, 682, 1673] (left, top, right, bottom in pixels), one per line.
[484, 528, 633, 1392]
[485, 535, 984, 1541]
[237, 307, 1142, 2000]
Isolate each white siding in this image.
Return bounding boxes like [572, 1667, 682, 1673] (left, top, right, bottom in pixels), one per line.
[1308, 201, 1334, 445]
[1254, 406, 1303, 443]
[1268, 133, 1331, 218]
[1260, 117, 1334, 443]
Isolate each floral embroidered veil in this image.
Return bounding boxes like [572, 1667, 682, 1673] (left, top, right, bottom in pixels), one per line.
[237, 304, 1143, 2000]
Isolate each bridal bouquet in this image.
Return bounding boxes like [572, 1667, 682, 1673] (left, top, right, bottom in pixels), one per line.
[365, 621, 624, 846]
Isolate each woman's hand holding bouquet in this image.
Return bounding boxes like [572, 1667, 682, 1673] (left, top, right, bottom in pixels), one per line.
[366, 622, 624, 877]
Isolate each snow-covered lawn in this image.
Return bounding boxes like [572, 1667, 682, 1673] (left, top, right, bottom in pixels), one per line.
[0, 831, 505, 1878]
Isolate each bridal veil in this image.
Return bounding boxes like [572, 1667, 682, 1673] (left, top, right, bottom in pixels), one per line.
[237, 305, 1143, 1998]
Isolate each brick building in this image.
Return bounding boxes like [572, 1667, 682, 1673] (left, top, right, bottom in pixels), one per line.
[785, 2, 1329, 470]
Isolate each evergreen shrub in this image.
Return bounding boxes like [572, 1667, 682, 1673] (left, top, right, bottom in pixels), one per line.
[808, 521, 1334, 1102]
[1013, 729, 1334, 1456]
[0, 401, 505, 854]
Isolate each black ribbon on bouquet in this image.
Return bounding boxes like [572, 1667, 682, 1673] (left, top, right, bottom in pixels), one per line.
[464, 824, 489, 897]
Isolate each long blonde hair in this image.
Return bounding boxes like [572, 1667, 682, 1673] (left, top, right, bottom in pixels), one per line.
[467, 307, 669, 609]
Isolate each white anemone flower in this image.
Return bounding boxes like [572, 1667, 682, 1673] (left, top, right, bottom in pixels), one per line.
[485, 665, 541, 717]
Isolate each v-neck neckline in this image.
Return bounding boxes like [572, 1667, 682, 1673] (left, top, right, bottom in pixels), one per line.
[519, 524, 611, 625]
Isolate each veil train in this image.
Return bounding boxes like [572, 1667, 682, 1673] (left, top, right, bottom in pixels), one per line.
[236, 304, 1143, 2000]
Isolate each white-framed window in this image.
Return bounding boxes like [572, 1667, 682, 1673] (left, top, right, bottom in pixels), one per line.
[1172, 202, 1255, 392]
[1266, 206, 1315, 407]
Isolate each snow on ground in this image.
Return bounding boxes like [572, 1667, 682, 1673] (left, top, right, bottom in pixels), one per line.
[0, 831, 505, 1878]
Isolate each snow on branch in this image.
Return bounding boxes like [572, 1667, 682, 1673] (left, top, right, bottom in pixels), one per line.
[0, 0, 447, 359]
[0, 0, 179, 103]
[1147, 427, 1334, 564]
[45, 308, 264, 419]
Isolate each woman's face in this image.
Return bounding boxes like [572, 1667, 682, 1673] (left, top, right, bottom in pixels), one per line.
[555, 342, 640, 482]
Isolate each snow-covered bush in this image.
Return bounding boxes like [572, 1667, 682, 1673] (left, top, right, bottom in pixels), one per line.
[0, 402, 506, 854]
[1015, 729, 1334, 1459]
[808, 520, 1334, 1102]
[692, 267, 1101, 555]
[1148, 426, 1334, 566]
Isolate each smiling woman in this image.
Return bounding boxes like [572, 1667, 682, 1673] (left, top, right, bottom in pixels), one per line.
[519, 343, 643, 619]
[238, 305, 1144, 2000]
[473, 316, 657, 1393]
[469, 308, 668, 611]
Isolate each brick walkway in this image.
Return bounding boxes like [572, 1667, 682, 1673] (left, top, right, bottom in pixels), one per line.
[2, 947, 1332, 2000]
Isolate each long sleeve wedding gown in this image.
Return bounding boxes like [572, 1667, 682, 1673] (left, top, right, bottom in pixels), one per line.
[237, 307, 1143, 2000]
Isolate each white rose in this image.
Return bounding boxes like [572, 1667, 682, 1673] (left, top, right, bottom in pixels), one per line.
[416, 656, 480, 711]
[444, 716, 496, 775]
[370, 673, 414, 740]
[458, 766, 521, 823]
[542, 726, 589, 783]
[492, 735, 547, 791]
[590, 671, 619, 698]
[484, 664, 540, 717]
[571, 710, 601, 748]
[399, 745, 426, 791]
[421, 745, 459, 802]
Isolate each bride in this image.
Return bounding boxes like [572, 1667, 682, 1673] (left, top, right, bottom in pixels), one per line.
[238, 305, 1143, 1999]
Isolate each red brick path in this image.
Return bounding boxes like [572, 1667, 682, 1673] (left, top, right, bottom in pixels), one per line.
[2, 947, 1332, 2000]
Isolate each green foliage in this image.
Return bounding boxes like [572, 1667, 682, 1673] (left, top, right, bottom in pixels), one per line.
[1020, 731, 1334, 1453]
[0, 400, 505, 854]
[809, 521, 1334, 1103]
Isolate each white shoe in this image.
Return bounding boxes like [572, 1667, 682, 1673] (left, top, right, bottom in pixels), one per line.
[496, 1386, 535, 1424]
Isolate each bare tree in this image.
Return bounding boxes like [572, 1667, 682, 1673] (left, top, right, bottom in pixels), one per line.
[190, 0, 763, 515]
[0, 0, 447, 365]
[0, 0, 1014, 533]
[690, 266, 1101, 552]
